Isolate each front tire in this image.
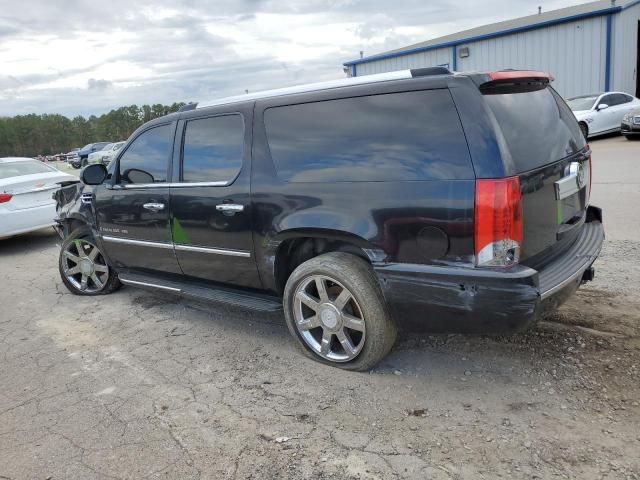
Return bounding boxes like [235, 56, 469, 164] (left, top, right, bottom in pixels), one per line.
[579, 122, 589, 140]
[283, 252, 397, 371]
[59, 226, 120, 296]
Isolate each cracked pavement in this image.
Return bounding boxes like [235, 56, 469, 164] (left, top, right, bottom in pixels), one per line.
[1, 136, 639, 479]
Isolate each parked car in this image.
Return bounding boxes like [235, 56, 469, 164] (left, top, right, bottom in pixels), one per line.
[71, 142, 111, 169]
[0, 157, 75, 239]
[66, 148, 80, 162]
[87, 141, 125, 165]
[621, 107, 640, 139]
[54, 69, 604, 370]
[567, 92, 640, 138]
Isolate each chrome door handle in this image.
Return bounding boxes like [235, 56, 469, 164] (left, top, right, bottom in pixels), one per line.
[216, 204, 244, 213]
[143, 202, 165, 211]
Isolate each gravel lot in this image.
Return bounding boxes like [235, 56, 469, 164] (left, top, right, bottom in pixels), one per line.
[1, 137, 639, 479]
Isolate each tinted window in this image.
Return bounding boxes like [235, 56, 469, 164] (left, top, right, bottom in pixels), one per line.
[610, 93, 631, 106]
[0, 160, 54, 179]
[264, 90, 473, 183]
[118, 124, 173, 184]
[598, 94, 614, 107]
[484, 87, 586, 172]
[182, 114, 244, 183]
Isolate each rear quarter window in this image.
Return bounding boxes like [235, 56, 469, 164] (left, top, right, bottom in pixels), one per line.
[264, 89, 473, 183]
[483, 87, 586, 172]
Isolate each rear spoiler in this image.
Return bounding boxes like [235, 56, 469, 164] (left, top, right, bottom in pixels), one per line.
[471, 70, 554, 94]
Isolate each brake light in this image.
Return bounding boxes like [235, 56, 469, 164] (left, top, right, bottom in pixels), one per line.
[488, 71, 554, 82]
[588, 151, 593, 202]
[474, 177, 523, 267]
[0, 193, 12, 203]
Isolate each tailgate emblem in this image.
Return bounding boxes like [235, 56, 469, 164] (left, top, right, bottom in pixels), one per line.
[35, 182, 45, 188]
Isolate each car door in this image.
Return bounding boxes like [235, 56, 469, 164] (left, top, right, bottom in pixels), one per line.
[592, 94, 616, 133]
[168, 104, 262, 288]
[94, 121, 182, 275]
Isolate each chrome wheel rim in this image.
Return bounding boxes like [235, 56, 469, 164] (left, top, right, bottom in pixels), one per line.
[293, 275, 366, 362]
[62, 239, 109, 293]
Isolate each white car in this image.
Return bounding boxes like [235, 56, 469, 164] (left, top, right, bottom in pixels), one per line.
[87, 141, 125, 166]
[567, 92, 640, 138]
[0, 157, 76, 239]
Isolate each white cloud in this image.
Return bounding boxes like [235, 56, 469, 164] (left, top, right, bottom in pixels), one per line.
[0, 0, 581, 117]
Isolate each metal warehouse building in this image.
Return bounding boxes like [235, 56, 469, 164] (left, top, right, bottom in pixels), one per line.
[344, 0, 640, 98]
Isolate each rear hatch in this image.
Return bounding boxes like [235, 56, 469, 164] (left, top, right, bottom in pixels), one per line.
[478, 73, 590, 266]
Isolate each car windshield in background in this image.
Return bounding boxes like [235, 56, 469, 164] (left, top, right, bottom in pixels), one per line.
[566, 96, 598, 111]
[0, 161, 54, 180]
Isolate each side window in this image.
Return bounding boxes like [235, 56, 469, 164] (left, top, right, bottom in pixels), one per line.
[264, 90, 473, 183]
[118, 124, 173, 184]
[598, 95, 614, 108]
[181, 114, 244, 183]
[612, 93, 631, 106]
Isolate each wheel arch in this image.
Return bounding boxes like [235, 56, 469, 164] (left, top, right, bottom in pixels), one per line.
[269, 228, 381, 296]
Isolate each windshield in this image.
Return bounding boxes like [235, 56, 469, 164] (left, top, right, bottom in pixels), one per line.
[566, 96, 598, 111]
[0, 161, 55, 180]
[100, 143, 113, 151]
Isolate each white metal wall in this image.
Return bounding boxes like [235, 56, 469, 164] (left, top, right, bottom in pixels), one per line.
[456, 17, 608, 97]
[353, 16, 613, 98]
[355, 47, 452, 76]
[612, 3, 640, 95]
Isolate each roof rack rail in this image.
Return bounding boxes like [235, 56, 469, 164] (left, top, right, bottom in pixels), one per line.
[179, 103, 198, 112]
[410, 67, 453, 77]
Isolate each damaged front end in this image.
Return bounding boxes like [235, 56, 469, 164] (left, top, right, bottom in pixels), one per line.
[52, 180, 92, 239]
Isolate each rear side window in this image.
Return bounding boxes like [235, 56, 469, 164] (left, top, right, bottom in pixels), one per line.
[264, 90, 473, 183]
[118, 124, 173, 184]
[181, 114, 244, 183]
[483, 87, 586, 172]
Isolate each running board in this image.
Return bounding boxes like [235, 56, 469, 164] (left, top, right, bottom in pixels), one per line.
[118, 273, 283, 312]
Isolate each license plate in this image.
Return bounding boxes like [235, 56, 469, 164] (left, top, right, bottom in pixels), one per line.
[634, 116, 640, 125]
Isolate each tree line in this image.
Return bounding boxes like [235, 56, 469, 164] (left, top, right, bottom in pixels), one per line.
[0, 102, 186, 157]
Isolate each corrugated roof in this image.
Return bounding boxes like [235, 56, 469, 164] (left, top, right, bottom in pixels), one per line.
[345, 0, 636, 66]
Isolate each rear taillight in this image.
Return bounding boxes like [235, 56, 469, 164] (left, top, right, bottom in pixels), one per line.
[0, 193, 12, 204]
[588, 151, 592, 203]
[474, 177, 523, 267]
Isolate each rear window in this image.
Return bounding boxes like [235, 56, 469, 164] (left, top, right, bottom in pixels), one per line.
[264, 89, 473, 183]
[0, 161, 54, 180]
[484, 87, 586, 172]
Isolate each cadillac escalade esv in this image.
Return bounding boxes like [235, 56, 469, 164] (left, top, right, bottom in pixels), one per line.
[54, 68, 604, 370]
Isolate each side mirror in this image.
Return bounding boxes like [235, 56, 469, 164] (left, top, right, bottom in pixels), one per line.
[81, 164, 108, 185]
[597, 103, 609, 111]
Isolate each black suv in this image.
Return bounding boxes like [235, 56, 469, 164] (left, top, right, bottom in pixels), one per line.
[55, 68, 604, 370]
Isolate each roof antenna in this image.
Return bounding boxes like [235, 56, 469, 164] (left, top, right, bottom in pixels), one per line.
[360, 50, 364, 59]
[538, 6, 542, 14]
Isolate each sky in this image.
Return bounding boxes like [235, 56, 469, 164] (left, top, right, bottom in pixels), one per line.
[0, 0, 582, 118]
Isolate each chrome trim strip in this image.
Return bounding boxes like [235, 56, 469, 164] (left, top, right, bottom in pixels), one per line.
[555, 174, 580, 200]
[101, 235, 174, 249]
[119, 278, 181, 292]
[174, 244, 251, 257]
[197, 70, 413, 109]
[118, 181, 229, 189]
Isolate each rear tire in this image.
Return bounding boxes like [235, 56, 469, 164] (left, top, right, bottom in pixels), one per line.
[579, 122, 589, 140]
[59, 226, 120, 296]
[283, 252, 397, 371]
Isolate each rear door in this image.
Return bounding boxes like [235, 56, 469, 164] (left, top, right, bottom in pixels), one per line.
[94, 122, 181, 275]
[478, 83, 590, 265]
[168, 105, 261, 288]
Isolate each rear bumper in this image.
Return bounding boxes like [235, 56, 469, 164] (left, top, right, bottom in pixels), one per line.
[374, 209, 604, 333]
[0, 203, 57, 238]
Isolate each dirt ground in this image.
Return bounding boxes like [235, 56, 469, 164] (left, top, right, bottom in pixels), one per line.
[1, 136, 639, 479]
